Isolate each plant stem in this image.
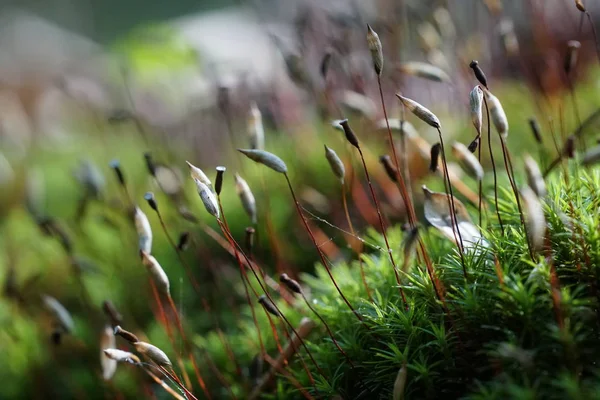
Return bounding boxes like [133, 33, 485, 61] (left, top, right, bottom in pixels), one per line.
[356, 147, 408, 303]
[498, 137, 535, 261]
[484, 96, 504, 234]
[215, 199, 267, 357]
[342, 180, 372, 301]
[377, 78, 415, 226]
[217, 219, 326, 379]
[300, 291, 354, 367]
[436, 128, 467, 277]
[477, 135, 483, 232]
[283, 173, 366, 323]
[141, 367, 187, 400]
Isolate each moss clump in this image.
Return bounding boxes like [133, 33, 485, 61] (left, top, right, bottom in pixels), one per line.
[206, 166, 600, 399]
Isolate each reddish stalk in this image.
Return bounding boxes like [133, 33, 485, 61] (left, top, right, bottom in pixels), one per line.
[436, 128, 467, 277]
[355, 148, 408, 302]
[152, 206, 202, 293]
[282, 173, 365, 322]
[148, 280, 192, 392]
[498, 137, 535, 261]
[477, 138, 483, 231]
[342, 180, 372, 301]
[216, 219, 326, 379]
[165, 295, 227, 399]
[484, 96, 504, 234]
[276, 319, 315, 386]
[215, 199, 267, 357]
[299, 291, 354, 368]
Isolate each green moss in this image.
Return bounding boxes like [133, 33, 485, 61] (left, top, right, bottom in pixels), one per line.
[202, 165, 600, 399]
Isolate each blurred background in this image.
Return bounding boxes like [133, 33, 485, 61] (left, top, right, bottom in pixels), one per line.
[1, 0, 600, 398]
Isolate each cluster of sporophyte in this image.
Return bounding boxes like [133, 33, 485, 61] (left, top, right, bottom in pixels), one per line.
[201, 165, 600, 399]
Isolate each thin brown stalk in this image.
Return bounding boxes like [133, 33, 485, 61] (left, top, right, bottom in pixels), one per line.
[300, 291, 354, 367]
[342, 180, 372, 301]
[153, 207, 202, 295]
[282, 173, 366, 322]
[484, 96, 504, 234]
[436, 128, 467, 277]
[216, 194, 289, 359]
[147, 280, 194, 394]
[165, 295, 225, 399]
[141, 366, 187, 400]
[276, 319, 316, 386]
[249, 319, 317, 400]
[498, 137, 535, 261]
[586, 12, 600, 65]
[378, 78, 415, 225]
[217, 219, 326, 379]
[478, 138, 483, 231]
[355, 147, 408, 303]
[215, 198, 267, 357]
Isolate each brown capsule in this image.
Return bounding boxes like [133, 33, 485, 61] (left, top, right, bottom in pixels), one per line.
[43, 295, 74, 333]
[134, 341, 172, 367]
[521, 186, 546, 253]
[194, 179, 220, 219]
[452, 142, 484, 181]
[215, 166, 226, 196]
[177, 232, 190, 251]
[237, 149, 288, 174]
[565, 40, 581, 75]
[143, 152, 156, 177]
[320, 50, 332, 79]
[100, 325, 117, 380]
[144, 192, 157, 211]
[280, 273, 302, 294]
[141, 252, 171, 297]
[258, 295, 280, 317]
[186, 161, 212, 188]
[324, 145, 345, 183]
[484, 89, 509, 138]
[103, 349, 141, 365]
[367, 24, 383, 76]
[468, 136, 480, 153]
[235, 173, 257, 224]
[109, 160, 126, 187]
[469, 86, 484, 135]
[575, 0, 586, 12]
[245, 227, 255, 253]
[469, 60, 488, 88]
[430, 143, 441, 172]
[114, 325, 139, 343]
[102, 300, 123, 327]
[528, 118, 542, 144]
[134, 206, 152, 254]
[396, 95, 441, 129]
[524, 154, 547, 198]
[339, 119, 360, 149]
[379, 155, 398, 182]
[397, 62, 451, 83]
[563, 136, 576, 158]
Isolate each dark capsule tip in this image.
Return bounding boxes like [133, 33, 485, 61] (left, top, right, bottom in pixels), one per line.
[144, 192, 157, 210]
[215, 166, 226, 195]
[467, 137, 479, 153]
[469, 60, 479, 68]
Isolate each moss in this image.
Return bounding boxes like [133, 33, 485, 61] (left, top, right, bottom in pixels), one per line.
[203, 165, 600, 399]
